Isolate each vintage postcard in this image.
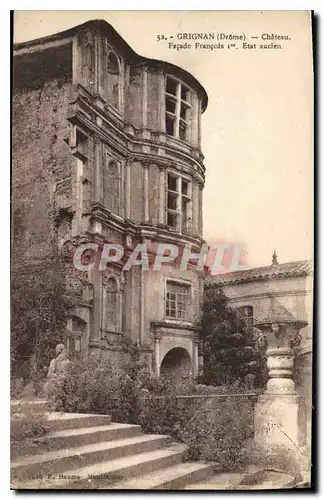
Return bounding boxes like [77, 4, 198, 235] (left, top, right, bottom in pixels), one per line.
[11, 10, 314, 490]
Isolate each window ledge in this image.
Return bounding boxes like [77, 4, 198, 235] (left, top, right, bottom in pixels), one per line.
[151, 320, 197, 332]
[100, 328, 121, 336]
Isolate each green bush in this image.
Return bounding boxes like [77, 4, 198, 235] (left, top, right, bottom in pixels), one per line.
[137, 392, 192, 441]
[10, 378, 24, 399]
[179, 396, 254, 470]
[11, 412, 49, 442]
[55, 360, 152, 422]
[56, 360, 255, 471]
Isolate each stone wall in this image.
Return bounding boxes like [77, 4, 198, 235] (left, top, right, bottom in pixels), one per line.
[12, 75, 73, 265]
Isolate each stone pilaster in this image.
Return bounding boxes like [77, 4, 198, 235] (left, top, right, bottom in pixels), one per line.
[143, 162, 149, 222]
[158, 71, 166, 132]
[198, 184, 203, 235]
[125, 158, 131, 219]
[142, 66, 148, 128]
[192, 333, 200, 379]
[153, 331, 162, 378]
[93, 135, 102, 204]
[72, 35, 81, 85]
[158, 165, 166, 226]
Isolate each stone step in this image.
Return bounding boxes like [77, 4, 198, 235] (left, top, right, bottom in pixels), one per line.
[46, 412, 112, 431]
[185, 472, 245, 490]
[186, 467, 297, 491]
[12, 411, 112, 432]
[110, 462, 215, 490]
[36, 422, 142, 450]
[12, 423, 143, 458]
[234, 471, 296, 490]
[11, 400, 51, 414]
[12, 444, 187, 490]
[11, 434, 172, 482]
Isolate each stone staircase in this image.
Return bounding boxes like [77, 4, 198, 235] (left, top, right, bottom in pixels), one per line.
[11, 400, 214, 490]
[11, 400, 299, 490]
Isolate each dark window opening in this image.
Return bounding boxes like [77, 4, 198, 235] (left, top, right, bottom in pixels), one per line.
[181, 85, 190, 102]
[166, 115, 175, 136]
[166, 98, 176, 114]
[166, 77, 177, 96]
[182, 179, 189, 196]
[168, 174, 178, 191]
[167, 212, 178, 230]
[167, 193, 177, 210]
[179, 121, 187, 141]
[180, 104, 188, 120]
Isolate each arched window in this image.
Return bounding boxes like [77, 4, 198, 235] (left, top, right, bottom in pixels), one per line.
[103, 157, 121, 215]
[81, 31, 95, 90]
[106, 51, 120, 109]
[104, 277, 118, 332]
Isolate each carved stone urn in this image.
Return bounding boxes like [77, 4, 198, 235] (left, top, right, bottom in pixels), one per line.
[253, 301, 307, 449]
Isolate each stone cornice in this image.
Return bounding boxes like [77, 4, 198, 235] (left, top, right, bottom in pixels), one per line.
[14, 19, 208, 112]
[89, 208, 205, 249]
[67, 84, 206, 182]
[151, 320, 198, 333]
[223, 289, 310, 303]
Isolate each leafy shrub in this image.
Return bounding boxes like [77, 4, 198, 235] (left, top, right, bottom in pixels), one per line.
[137, 392, 192, 441]
[10, 378, 24, 399]
[55, 360, 152, 422]
[11, 412, 49, 442]
[55, 360, 255, 471]
[179, 396, 254, 470]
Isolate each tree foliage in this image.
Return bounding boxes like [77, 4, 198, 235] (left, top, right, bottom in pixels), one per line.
[200, 286, 267, 387]
[11, 260, 72, 390]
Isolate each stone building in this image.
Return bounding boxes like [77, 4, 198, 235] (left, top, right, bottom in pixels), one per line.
[205, 253, 313, 449]
[12, 20, 208, 380]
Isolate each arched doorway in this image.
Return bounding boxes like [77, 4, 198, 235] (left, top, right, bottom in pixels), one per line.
[160, 347, 191, 386]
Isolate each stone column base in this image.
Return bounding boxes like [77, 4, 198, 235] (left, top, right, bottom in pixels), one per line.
[254, 393, 301, 449]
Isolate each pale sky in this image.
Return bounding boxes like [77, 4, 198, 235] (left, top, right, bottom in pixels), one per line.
[13, 11, 313, 268]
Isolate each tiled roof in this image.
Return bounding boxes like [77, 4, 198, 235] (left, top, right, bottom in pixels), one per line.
[254, 298, 307, 327]
[205, 260, 313, 286]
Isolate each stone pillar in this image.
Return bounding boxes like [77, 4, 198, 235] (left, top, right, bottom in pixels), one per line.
[191, 180, 199, 235]
[197, 97, 202, 148]
[72, 36, 81, 85]
[158, 165, 165, 226]
[143, 163, 149, 222]
[254, 319, 306, 451]
[254, 346, 300, 447]
[190, 93, 199, 146]
[159, 71, 166, 132]
[198, 184, 203, 235]
[193, 334, 199, 379]
[93, 135, 102, 204]
[94, 31, 100, 95]
[142, 66, 148, 128]
[154, 334, 161, 378]
[125, 158, 131, 219]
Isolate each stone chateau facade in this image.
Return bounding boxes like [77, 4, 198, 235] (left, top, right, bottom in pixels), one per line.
[13, 20, 208, 379]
